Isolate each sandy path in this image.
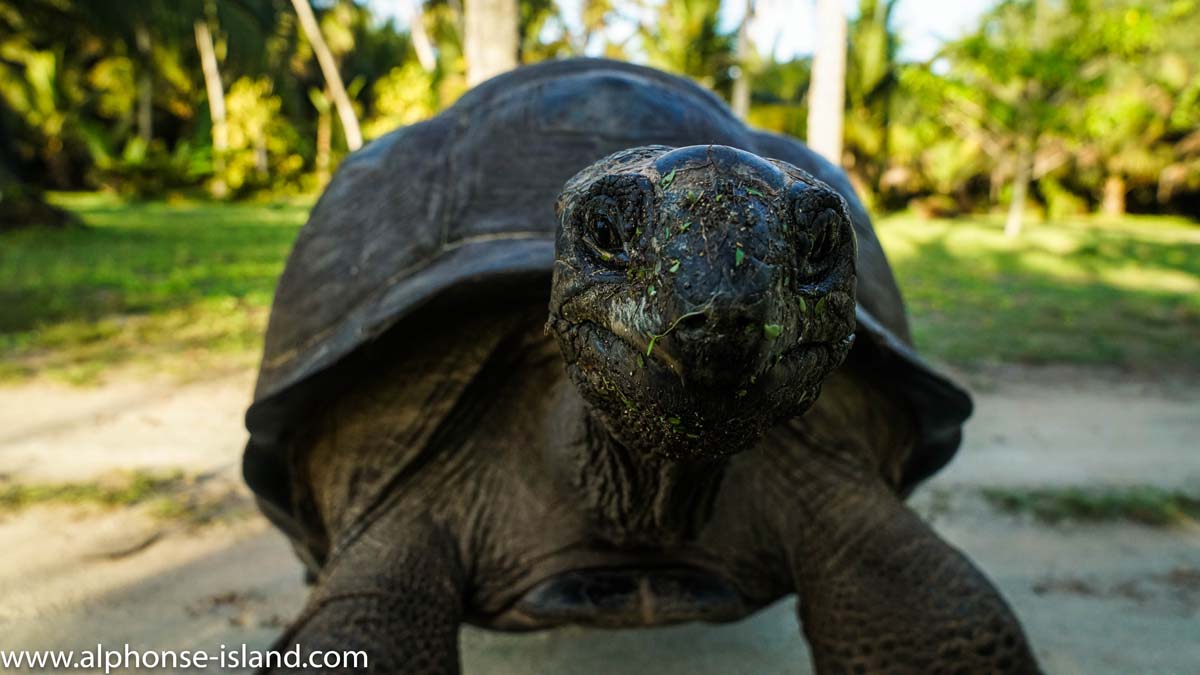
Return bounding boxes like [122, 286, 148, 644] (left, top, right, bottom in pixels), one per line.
[0, 366, 1196, 673]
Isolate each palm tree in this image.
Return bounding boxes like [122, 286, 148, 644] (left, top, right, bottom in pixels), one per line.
[193, 18, 227, 197]
[640, 0, 734, 94]
[289, 0, 362, 150]
[191, 0, 276, 197]
[945, 0, 1117, 237]
[731, 0, 755, 120]
[845, 0, 899, 198]
[404, 0, 438, 72]
[464, 0, 518, 85]
[133, 21, 154, 143]
[67, 3, 162, 145]
[808, 0, 846, 165]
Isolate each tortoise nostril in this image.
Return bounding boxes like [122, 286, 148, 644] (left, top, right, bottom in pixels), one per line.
[810, 208, 838, 260]
[791, 205, 843, 284]
[674, 312, 765, 342]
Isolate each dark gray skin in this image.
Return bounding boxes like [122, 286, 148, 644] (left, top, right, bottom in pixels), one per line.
[264, 145, 1040, 674]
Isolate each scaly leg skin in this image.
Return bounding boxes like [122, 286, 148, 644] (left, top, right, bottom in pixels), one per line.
[263, 512, 464, 675]
[789, 482, 1042, 674]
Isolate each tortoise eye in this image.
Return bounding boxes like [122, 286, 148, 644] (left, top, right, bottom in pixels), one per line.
[582, 195, 629, 265]
[590, 215, 622, 251]
[574, 174, 653, 267]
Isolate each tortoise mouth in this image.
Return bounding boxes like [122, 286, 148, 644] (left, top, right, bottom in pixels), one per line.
[485, 565, 754, 630]
[575, 318, 846, 395]
[553, 317, 850, 460]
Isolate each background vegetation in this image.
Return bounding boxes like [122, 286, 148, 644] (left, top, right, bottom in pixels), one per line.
[1, 0, 1197, 383]
[4, 0, 1198, 217]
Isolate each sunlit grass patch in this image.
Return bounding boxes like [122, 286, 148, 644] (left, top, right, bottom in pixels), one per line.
[877, 213, 1200, 368]
[981, 485, 1200, 527]
[0, 470, 186, 512]
[0, 470, 252, 525]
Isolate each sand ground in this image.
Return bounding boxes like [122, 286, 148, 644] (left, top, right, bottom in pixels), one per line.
[0, 366, 1196, 674]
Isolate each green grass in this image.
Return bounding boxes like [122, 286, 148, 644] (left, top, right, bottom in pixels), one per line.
[0, 196, 1196, 383]
[877, 213, 1200, 368]
[0, 469, 248, 524]
[0, 470, 185, 512]
[0, 193, 309, 383]
[982, 485, 1200, 527]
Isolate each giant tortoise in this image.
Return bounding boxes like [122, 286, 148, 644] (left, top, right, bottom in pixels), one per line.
[244, 58, 1039, 674]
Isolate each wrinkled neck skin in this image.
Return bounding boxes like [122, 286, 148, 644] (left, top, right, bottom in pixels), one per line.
[559, 403, 730, 550]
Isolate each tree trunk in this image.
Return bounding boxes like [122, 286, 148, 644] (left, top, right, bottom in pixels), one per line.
[254, 134, 269, 181]
[407, 0, 438, 72]
[290, 0, 363, 151]
[464, 0, 518, 86]
[315, 93, 332, 188]
[1005, 142, 1032, 238]
[1102, 174, 1126, 217]
[807, 0, 846, 166]
[731, 0, 755, 120]
[134, 22, 154, 144]
[194, 19, 228, 199]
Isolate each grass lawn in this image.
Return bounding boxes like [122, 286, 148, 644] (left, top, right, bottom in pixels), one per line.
[877, 214, 1200, 368]
[1, 194, 1197, 384]
[0, 193, 309, 383]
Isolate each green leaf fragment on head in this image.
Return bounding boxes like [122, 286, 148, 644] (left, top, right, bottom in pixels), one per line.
[798, 296, 807, 313]
[735, 248, 745, 267]
[648, 284, 657, 296]
[747, 188, 764, 197]
[763, 323, 783, 340]
[668, 416, 681, 425]
[816, 296, 828, 315]
[679, 221, 691, 232]
[660, 168, 677, 189]
[669, 260, 680, 273]
[736, 389, 748, 398]
[599, 250, 613, 261]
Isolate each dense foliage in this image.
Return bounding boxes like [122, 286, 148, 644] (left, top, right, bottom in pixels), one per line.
[1, 0, 1197, 221]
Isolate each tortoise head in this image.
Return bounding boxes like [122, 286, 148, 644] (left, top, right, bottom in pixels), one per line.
[548, 145, 857, 461]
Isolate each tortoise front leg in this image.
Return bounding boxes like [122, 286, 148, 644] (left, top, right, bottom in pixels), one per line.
[264, 512, 464, 675]
[785, 479, 1041, 674]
